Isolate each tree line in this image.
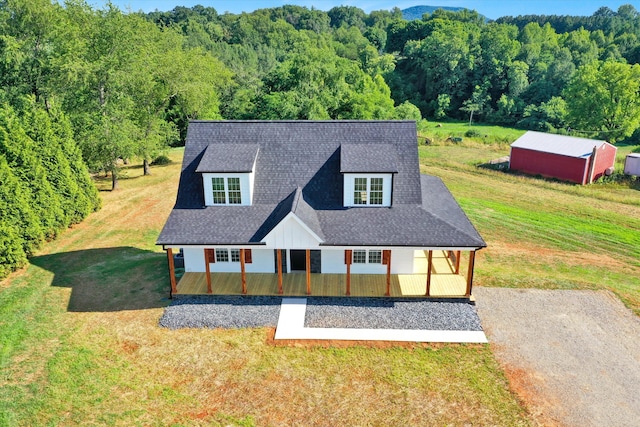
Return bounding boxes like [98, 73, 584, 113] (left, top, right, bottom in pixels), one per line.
[1, 1, 640, 277]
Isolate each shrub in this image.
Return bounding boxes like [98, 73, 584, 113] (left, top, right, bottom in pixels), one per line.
[151, 155, 171, 166]
[464, 129, 481, 138]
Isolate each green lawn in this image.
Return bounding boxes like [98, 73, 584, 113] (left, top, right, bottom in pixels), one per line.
[1, 133, 638, 425]
[420, 142, 640, 313]
[0, 148, 531, 426]
[418, 120, 526, 145]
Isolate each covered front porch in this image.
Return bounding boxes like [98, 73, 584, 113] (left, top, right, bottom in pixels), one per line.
[170, 250, 476, 299]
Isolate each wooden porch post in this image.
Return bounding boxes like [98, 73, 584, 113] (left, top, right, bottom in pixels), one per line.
[166, 248, 177, 296]
[204, 249, 212, 294]
[305, 249, 311, 295]
[384, 250, 391, 297]
[465, 250, 476, 297]
[240, 249, 247, 294]
[425, 250, 433, 297]
[277, 249, 283, 294]
[455, 250, 461, 274]
[345, 249, 352, 296]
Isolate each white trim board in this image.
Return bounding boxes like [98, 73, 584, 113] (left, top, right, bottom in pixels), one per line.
[275, 298, 488, 344]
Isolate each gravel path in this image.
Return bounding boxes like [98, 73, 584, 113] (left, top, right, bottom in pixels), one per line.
[475, 288, 640, 427]
[159, 296, 483, 332]
[304, 297, 482, 330]
[159, 296, 282, 329]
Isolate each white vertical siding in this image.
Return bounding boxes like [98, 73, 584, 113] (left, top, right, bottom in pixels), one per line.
[261, 214, 321, 249]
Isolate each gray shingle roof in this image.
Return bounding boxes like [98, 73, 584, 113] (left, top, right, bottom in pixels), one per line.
[195, 143, 259, 173]
[340, 144, 398, 173]
[157, 120, 485, 249]
[511, 131, 608, 158]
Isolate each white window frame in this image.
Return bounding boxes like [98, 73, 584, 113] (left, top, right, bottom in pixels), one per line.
[353, 177, 383, 205]
[368, 249, 382, 264]
[203, 173, 252, 206]
[353, 250, 367, 263]
[353, 249, 382, 264]
[215, 248, 241, 263]
[344, 174, 392, 207]
[215, 248, 230, 262]
[211, 177, 242, 205]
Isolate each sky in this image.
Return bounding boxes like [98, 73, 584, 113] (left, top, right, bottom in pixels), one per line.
[105, 1, 636, 19]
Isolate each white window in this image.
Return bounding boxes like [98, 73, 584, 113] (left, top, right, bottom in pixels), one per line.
[353, 177, 383, 205]
[211, 177, 242, 205]
[344, 174, 391, 207]
[215, 249, 241, 263]
[216, 248, 229, 262]
[353, 250, 382, 264]
[353, 250, 367, 263]
[368, 250, 382, 264]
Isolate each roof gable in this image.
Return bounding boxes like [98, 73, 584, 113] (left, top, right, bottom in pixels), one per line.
[261, 213, 324, 248]
[511, 131, 609, 158]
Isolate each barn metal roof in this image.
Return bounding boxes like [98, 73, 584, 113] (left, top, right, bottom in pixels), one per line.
[511, 131, 609, 158]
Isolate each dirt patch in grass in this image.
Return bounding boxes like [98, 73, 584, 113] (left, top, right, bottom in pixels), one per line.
[500, 363, 562, 427]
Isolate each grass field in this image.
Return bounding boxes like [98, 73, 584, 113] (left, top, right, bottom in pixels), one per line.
[418, 130, 640, 314]
[1, 128, 638, 426]
[0, 148, 531, 426]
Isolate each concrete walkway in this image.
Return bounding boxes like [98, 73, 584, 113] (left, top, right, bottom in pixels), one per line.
[274, 298, 488, 343]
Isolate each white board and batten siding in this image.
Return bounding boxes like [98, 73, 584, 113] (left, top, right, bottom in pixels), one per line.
[261, 213, 323, 249]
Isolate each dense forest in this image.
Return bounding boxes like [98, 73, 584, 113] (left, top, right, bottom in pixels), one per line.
[1, 0, 640, 277]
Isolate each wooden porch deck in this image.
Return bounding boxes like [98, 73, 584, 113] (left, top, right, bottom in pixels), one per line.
[176, 271, 467, 298]
[175, 251, 469, 298]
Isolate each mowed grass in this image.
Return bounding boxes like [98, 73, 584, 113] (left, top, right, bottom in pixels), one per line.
[0, 148, 531, 426]
[419, 120, 526, 145]
[420, 142, 640, 314]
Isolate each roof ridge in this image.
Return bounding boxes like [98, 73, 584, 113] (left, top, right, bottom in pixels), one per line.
[291, 186, 302, 213]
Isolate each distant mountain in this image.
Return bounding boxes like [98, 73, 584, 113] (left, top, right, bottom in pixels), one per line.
[401, 5, 464, 20]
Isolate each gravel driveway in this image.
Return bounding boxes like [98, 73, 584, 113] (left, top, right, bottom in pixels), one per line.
[475, 288, 640, 427]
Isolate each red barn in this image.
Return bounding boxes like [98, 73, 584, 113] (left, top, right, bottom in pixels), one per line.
[509, 131, 617, 184]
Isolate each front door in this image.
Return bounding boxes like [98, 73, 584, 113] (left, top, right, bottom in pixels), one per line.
[290, 250, 306, 271]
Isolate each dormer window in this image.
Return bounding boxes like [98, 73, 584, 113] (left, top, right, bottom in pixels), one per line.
[340, 143, 397, 208]
[212, 177, 242, 205]
[196, 143, 259, 207]
[353, 177, 383, 205]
